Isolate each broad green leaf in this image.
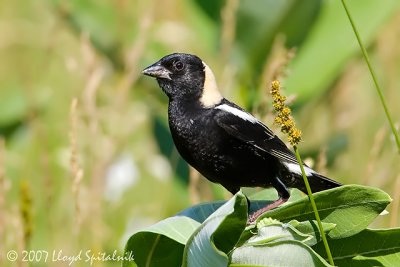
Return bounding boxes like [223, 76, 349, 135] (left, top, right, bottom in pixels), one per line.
[178, 188, 305, 224]
[240, 219, 335, 248]
[258, 185, 391, 238]
[249, 188, 304, 202]
[235, 0, 322, 75]
[182, 192, 248, 267]
[314, 228, 400, 267]
[248, 188, 305, 215]
[242, 218, 335, 249]
[177, 199, 270, 224]
[285, 0, 400, 101]
[123, 216, 200, 267]
[290, 220, 336, 246]
[177, 201, 227, 223]
[247, 218, 313, 246]
[230, 240, 331, 267]
[58, 0, 124, 68]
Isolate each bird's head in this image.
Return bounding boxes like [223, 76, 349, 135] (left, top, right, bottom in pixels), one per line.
[142, 53, 223, 107]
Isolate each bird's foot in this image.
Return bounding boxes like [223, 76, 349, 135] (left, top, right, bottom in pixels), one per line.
[247, 197, 288, 224]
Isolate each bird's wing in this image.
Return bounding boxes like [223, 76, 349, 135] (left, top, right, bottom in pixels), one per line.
[214, 103, 299, 165]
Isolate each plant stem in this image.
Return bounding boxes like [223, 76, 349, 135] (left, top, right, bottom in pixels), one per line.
[293, 146, 334, 266]
[341, 0, 400, 154]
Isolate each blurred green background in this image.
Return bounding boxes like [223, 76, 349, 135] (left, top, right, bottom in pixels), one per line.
[1, 0, 400, 266]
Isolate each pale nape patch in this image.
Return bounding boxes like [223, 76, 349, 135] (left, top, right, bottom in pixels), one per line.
[215, 104, 258, 124]
[200, 62, 223, 107]
[283, 162, 315, 176]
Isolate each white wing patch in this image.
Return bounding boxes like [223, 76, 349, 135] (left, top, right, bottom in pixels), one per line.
[215, 104, 258, 123]
[200, 62, 223, 107]
[283, 162, 315, 176]
[270, 149, 297, 164]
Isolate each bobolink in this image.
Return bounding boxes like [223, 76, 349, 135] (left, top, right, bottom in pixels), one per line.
[142, 53, 341, 222]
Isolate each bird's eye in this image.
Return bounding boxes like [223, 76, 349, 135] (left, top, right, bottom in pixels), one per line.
[173, 60, 184, 71]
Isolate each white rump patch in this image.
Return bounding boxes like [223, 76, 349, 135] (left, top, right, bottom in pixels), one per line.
[284, 162, 315, 176]
[200, 62, 223, 107]
[215, 104, 258, 123]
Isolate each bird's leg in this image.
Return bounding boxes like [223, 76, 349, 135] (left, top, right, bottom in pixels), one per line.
[248, 198, 288, 223]
[248, 178, 290, 224]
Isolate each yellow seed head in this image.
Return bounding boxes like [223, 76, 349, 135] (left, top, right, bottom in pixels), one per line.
[274, 116, 283, 125]
[276, 95, 286, 103]
[281, 107, 291, 117]
[288, 128, 302, 146]
[271, 80, 280, 90]
[273, 102, 284, 112]
[270, 80, 302, 146]
[282, 119, 294, 132]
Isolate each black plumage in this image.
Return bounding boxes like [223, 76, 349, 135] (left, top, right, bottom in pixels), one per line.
[142, 53, 341, 221]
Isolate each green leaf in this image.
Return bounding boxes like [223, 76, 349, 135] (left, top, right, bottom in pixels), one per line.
[54, 0, 124, 68]
[258, 185, 391, 238]
[249, 188, 304, 202]
[285, 0, 400, 101]
[230, 240, 332, 267]
[123, 216, 200, 267]
[247, 218, 313, 246]
[247, 188, 305, 217]
[242, 218, 335, 248]
[178, 188, 304, 224]
[177, 201, 227, 223]
[235, 0, 322, 75]
[239, 219, 335, 249]
[182, 192, 248, 267]
[314, 228, 400, 267]
[290, 220, 336, 246]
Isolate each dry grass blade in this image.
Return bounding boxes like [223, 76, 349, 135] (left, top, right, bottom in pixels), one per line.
[19, 180, 33, 249]
[69, 97, 84, 229]
[117, 3, 154, 104]
[220, 0, 239, 63]
[255, 36, 296, 119]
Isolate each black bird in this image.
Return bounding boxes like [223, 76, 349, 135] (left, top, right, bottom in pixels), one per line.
[142, 53, 341, 222]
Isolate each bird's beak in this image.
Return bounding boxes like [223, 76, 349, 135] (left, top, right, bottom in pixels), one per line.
[142, 62, 172, 80]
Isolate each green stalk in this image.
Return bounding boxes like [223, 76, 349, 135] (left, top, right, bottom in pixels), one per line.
[341, 0, 400, 154]
[293, 146, 334, 266]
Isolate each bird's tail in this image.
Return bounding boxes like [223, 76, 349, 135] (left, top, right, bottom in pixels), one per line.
[298, 172, 342, 193]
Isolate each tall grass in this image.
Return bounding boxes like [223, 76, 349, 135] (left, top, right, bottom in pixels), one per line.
[341, 0, 400, 153]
